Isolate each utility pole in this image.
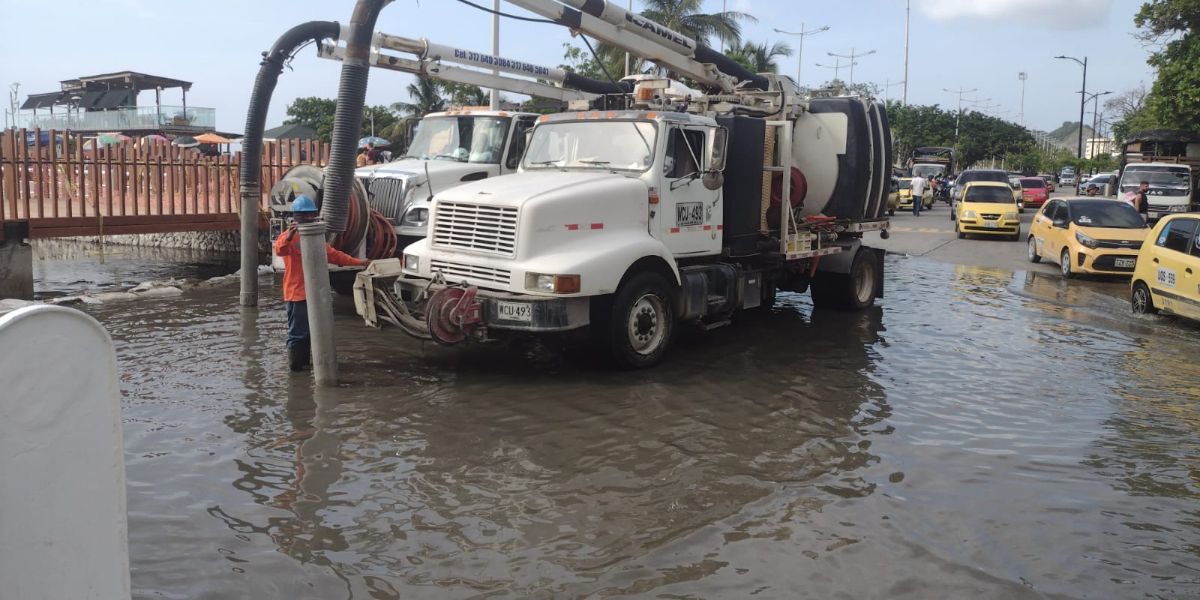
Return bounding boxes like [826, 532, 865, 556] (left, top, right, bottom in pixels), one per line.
[490, 0, 501, 109]
[1055, 55, 1088, 158]
[774, 24, 830, 89]
[943, 86, 978, 140]
[1084, 90, 1112, 158]
[625, 0, 633, 76]
[827, 48, 876, 86]
[903, 0, 911, 105]
[1018, 72, 1027, 126]
[8, 83, 19, 130]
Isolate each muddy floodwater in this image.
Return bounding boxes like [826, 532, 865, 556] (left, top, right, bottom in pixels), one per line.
[72, 256, 1199, 599]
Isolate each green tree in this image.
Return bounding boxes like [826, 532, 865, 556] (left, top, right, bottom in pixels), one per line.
[727, 40, 793, 74]
[441, 82, 489, 107]
[640, 0, 752, 47]
[284, 97, 337, 142]
[391, 76, 446, 118]
[1134, 0, 1200, 132]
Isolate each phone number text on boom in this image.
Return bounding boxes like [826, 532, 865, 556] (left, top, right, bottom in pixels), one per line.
[453, 49, 550, 77]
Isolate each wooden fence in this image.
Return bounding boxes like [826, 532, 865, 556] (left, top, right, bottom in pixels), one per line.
[0, 128, 329, 238]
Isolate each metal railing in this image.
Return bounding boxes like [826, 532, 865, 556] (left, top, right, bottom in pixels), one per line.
[15, 106, 216, 132]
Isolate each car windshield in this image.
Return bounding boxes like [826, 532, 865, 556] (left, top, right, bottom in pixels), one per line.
[964, 186, 1016, 203]
[1020, 178, 1046, 188]
[1120, 167, 1190, 190]
[403, 116, 510, 164]
[522, 120, 657, 172]
[958, 171, 1009, 185]
[1070, 200, 1146, 228]
[898, 179, 912, 190]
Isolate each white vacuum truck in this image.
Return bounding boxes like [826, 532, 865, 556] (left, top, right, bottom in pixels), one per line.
[352, 1, 892, 367]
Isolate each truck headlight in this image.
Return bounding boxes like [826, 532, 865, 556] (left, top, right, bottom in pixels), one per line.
[1170, 205, 1186, 212]
[402, 207, 429, 226]
[525, 273, 581, 294]
[1075, 231, 1099, 249]
[403, 253, 419, 272]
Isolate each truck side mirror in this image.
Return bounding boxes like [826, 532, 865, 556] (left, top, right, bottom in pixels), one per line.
[709, 127, 728, 172]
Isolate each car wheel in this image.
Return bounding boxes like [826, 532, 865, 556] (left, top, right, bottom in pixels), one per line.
[1131, 281, 1157, 315]
[1060, 249, 1073, 279]
[598, 271, 675, 369]
[1027, 237, 1041, 263]
[955, 221, 965, 239]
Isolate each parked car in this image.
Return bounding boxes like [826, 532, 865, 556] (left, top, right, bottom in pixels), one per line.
[1028, 198, 1150, 278]
[1130, 213, 1200, 320]
[897, 177, 933, 211]
[1077, 173, 1117, 196]
[1020, 177, 1050, 209]
[887, 176, 900, 215]
[955, 182, 1022, 240]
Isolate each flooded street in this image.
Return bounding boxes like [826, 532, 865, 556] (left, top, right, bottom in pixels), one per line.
[77, 255, 1200, 599]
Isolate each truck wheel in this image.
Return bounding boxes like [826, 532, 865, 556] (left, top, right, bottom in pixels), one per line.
[810, 249, 878, 310]
[600, 271, 675, 369]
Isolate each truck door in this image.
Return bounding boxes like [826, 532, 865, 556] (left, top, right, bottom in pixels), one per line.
[657, 125, 722, 257]
[503, 115, 537, 174]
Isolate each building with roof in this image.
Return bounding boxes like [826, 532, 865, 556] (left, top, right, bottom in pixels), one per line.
[15, 71, 225, 136]
[263, 124, 318, 141]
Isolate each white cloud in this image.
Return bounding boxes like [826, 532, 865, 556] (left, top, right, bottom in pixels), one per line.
[917, 0, 1114, 29]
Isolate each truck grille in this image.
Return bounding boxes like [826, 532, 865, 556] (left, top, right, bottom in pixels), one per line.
[430, 259, 511, 285]
[1147, 203, 1174, 212]
[433, 201, 518, 256]
[364, 177, 407, 222]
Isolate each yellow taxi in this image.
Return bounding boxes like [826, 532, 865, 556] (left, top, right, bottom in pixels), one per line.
[1028, 198, 1151, 278]
[897, 177, 933, 211]
[954, 181, 1021, 240]
[887, 177, 899, 216]
[1130, 213, 1200, 321]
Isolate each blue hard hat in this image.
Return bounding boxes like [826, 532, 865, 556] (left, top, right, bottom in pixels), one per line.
[291, 195, 318, 213]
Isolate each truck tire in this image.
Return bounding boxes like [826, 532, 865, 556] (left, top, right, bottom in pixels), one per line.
[598, 271, 675, 369]
[810, 249, 879, 310]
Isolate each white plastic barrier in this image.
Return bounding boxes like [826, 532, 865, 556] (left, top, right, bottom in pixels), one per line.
[0, 305, 129, 600]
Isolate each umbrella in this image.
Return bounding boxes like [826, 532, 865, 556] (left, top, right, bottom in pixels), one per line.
[358, 136, 390, 148]
[194, 132, 233, 144]
[99, 132, 130, 145]
[172, 136, 200, 148]
[140, 134, 170, 145]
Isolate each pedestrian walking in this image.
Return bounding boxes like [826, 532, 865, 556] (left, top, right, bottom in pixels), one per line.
[273, 196, 370, 372]
[910, 175, 926, 216]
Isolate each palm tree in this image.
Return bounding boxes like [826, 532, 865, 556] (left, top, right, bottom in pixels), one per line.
[726, 41, 793, 74]
[640, 0, 754, 49]
[391, 76, 446, 118]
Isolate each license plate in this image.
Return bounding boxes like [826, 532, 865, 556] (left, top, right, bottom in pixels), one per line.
[1114, 257, 1136, 268]
[985, 221, 998, 229]
[497, 301, 532, 322]
[675, 202, 704, 227]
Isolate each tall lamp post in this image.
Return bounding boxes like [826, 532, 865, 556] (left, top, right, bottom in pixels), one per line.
[1018, 72, 1027, 126]
[1054, 54, 1088, 158]
[815, 58, 857, 83]
[943, 86, 978, 140]
[1083, 90, 1112, 158]
[773, 24, 830, 88]
[827, 48, 876, 86]
[903, 0, 911, 105]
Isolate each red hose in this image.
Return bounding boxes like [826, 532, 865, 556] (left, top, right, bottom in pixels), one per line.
[365, 208, 398, 259]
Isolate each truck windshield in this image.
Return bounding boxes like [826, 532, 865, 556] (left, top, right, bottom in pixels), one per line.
[1121, 166, 1190, 191]
[403, 116, 511, 164]
[911, 164, 944, 179]
[522, 120, 657, 172]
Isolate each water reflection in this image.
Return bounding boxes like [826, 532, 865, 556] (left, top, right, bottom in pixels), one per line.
[207, 295, 889, 597]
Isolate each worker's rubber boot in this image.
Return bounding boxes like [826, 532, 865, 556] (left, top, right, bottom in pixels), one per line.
[288, 347, 307, 372]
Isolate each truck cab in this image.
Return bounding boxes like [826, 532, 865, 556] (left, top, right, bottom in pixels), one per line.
[1118, 162, 1195, 221]
[356, 109, 540, 239]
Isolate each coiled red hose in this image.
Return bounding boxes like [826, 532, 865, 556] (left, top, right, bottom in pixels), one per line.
[365, 208, 398, 259]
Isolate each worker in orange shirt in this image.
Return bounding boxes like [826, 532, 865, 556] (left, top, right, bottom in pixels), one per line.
[273, 196, 369, 371]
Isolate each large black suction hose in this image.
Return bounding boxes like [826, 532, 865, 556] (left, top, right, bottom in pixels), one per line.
[239, 20, 341, 308]
[321, 0, 390, 234]
[694, 45, 770, 91]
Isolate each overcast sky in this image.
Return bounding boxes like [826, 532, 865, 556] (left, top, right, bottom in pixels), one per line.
[0, 0, 1156, 135]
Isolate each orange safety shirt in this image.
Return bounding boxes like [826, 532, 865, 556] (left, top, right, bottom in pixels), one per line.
[273, 230, 367, 302]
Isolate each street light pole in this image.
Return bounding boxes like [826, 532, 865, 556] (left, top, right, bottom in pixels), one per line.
[774, 24, 830, 88]
[828, 48, 876, 86]
[815, 59, 856, 83]
[1018, 72, 1027, 126]
[1055, 55, 1088, 158]
[490, 0, 501, 109]
[903, 0, 910, 105]
[943, 86, 978, 140]
[1083, 90, 1112, 158]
